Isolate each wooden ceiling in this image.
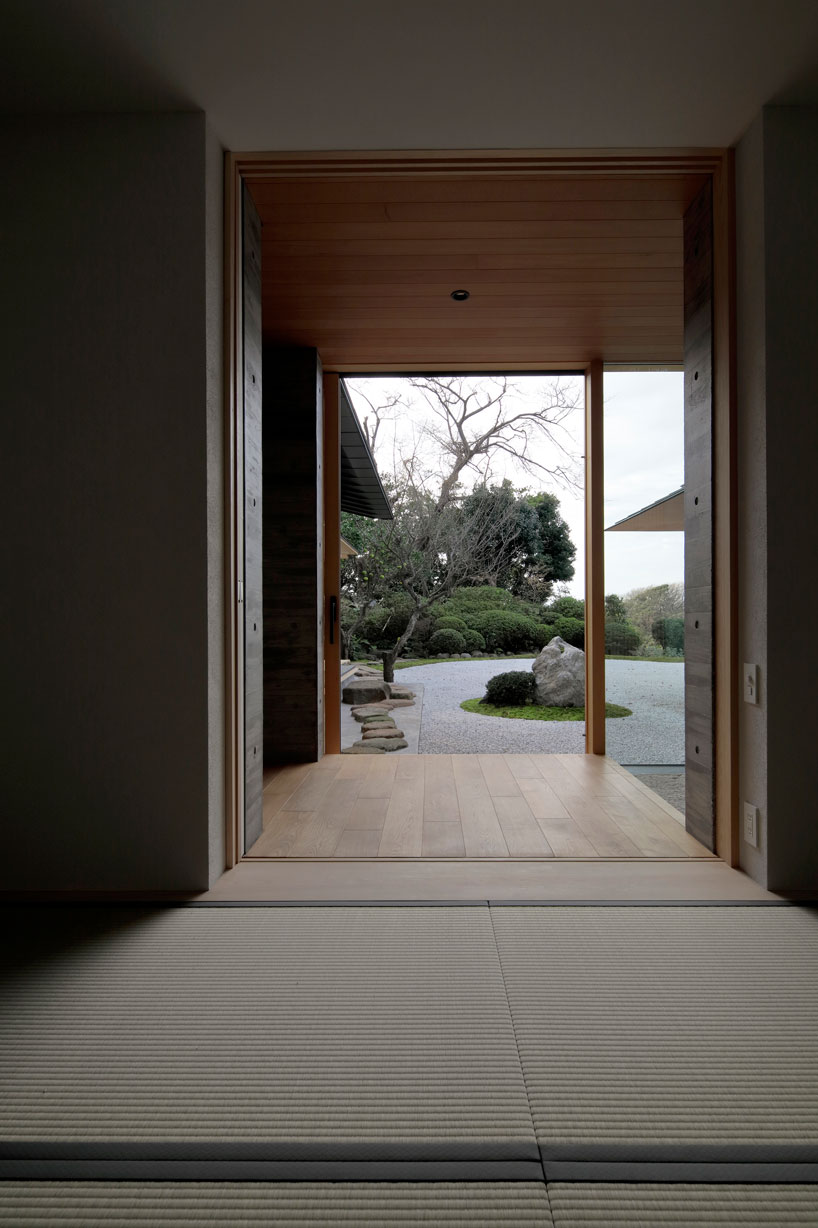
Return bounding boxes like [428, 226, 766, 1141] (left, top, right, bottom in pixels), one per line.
[249, 171, 707, 370]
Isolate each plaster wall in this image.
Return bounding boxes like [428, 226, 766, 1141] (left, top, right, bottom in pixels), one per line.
[0, 113, 224, 892]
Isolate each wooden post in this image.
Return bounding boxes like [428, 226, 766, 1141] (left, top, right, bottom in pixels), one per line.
[323, 373, 342, 754]
[585, 359, 605, 755]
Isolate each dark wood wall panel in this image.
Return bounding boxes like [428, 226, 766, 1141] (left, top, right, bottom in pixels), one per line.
[683, 181, 715, 850]
[263, 347, 324, 765]
[242, 184, 264, 851]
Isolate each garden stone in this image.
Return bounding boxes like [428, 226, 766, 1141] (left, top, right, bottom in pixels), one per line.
[351, 705, 391, 721]
[341, 743, 386, 754]
[358, 736, 408, 751]
[384, 698, 415, 708]
[362, 722, 396, 734]
[362, 727, 405, 739]
[532, 636, 586, 707]
[387, 685, 415, 700]
[342, 679, 390, 705]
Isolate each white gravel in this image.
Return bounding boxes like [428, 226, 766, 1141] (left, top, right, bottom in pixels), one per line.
[395, 657, 684, 763]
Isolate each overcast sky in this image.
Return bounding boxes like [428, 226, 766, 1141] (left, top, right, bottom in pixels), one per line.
[346, 371, 684, 601]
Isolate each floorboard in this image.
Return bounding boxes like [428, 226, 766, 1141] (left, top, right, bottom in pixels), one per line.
[245, 755, 715, 862]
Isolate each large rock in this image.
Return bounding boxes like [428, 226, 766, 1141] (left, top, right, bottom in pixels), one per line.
[342, 680, 390, 705]
[532, 636, 585, 707]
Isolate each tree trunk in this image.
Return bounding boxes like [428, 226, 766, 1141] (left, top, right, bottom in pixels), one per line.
[381, 650, 396, 683]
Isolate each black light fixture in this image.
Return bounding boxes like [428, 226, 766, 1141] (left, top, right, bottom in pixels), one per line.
[450, 289, 470, 301]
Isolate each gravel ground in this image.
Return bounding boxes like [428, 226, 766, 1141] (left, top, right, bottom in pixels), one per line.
[395, 657, 684, 763]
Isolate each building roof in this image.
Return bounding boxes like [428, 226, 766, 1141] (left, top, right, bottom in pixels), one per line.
[340, 382, 393, 520]
[606, 487, 684, 532]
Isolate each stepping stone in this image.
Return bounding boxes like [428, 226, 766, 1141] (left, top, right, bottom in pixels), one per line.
[362, 727, 405, 739]
[342, 680, 390, 705]
[355, 737, 408, 752]
[388, 686, 415, 700]
[341, 743, 386, 754]
[362, 722, 396, 734]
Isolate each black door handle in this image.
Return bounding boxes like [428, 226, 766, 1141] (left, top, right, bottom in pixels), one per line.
[329, 595, 338, 645]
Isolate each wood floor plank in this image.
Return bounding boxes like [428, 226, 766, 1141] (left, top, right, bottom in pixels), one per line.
[598, 793, 689, 857]
[334, 828, 382, 857]
[560, 792, 644, 857]
[534, 816, 598, 857]
[395, 754, 425, 780]
[504, 754, 545, 782]
[287, 777, 365, 857]
[263, 762, 314, 793]
[516, 778, 571, 820]
[479, 754, 523, 798]
[357, 754, 398, 798]
[493, 796, 554, 856]
[344, 797, 390, 830]
[423, 755, 461, 823]
[336, 754, 375, 780]
[246, 811, 312, 857]
[601, 774, 713, 856]
[281, 763, 341, 812]
[533, 753, 588, 798]
[378, 771, 425, 856]
[422, 821, 466, 858]
[452, 756, 509, 857]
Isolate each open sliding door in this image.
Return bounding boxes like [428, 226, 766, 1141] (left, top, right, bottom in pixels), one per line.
[242, 183, 264, 851]
[683, 181, 715, 850]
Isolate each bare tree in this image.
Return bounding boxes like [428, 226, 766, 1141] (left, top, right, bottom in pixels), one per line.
[342, 474, 520, 680]
[407, 376, 581, 511]
[342, 375, 582, 678]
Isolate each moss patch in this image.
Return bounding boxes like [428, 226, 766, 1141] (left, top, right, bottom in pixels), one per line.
[460, 698, 632, 721]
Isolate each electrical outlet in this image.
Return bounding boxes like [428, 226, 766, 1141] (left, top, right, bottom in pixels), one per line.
[743, 663, 759, 704]
[743, 803, 759, 848]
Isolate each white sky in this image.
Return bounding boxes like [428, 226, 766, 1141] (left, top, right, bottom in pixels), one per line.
[345, 371, 684, 601]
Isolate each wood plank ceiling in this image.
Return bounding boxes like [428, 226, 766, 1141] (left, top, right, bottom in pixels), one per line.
[249, 173, 707, 370]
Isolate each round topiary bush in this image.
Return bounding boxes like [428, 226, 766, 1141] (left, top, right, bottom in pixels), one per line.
[536, 623, 557, 648]
[605, 621, 642, 656]
[554, 615, 585, 649]
[433, 615, 469, 634]
[470, 611, 544, 653]
[428, 628, 467, 655]
[484, 670, 537, 706]
[462, 628, 486, 653]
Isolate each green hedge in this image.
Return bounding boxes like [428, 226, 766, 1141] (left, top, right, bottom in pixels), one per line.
[428, 628, 467, 655]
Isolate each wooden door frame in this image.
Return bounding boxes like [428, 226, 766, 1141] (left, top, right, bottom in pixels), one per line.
[223, 147, 737, 869]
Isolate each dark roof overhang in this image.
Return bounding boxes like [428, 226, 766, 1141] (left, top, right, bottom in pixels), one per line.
[340, 381, 393, 520]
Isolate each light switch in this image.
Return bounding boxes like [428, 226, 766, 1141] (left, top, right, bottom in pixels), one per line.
[743, 663, 759, 704]
[743, 803, 759, 848]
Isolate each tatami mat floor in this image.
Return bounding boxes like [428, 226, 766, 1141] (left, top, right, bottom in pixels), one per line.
[1, 903, 816, 1224]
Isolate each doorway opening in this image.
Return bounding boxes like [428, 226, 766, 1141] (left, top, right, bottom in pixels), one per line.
[226, 149, 735, 873]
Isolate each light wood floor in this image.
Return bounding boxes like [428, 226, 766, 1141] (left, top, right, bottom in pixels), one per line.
[248, 754, 713, 860]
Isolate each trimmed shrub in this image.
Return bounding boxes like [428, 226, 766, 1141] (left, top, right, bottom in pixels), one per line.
[470, 611, 543, 653]
[652, 616, 684, 655]
[605, 621, 642, 656]
[484, 670, 537, 706]
[434, 615, 469, 634]
[428, 628, 467, 655]
[462, 628, 486, 652]
[548, 596, 585, 621]
[536, 623, 557, 648]
[554, 615, 585, 649]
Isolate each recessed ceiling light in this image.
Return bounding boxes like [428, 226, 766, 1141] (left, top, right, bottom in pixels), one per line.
[450, 289, 470, 301]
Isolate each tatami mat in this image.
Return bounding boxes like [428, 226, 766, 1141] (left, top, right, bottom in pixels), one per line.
[492, 906, 818, 1148]
[548, 1182, 818, 1225]
[0, 1181, 553, 1226]
[0, 907, 533, 1148]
